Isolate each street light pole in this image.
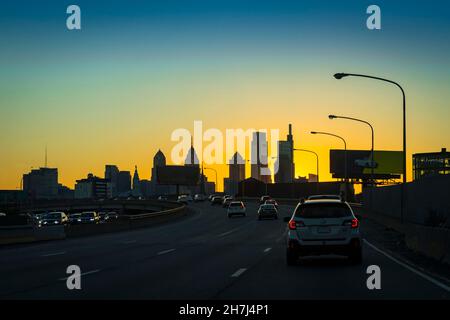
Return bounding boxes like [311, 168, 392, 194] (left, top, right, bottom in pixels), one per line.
[334, 73, 406, 222]
[293, 149, 319, 182]
[311, 131, 348, 200]
[329, 114, 374, 187]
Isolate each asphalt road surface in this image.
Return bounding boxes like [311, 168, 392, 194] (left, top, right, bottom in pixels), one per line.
[0, 202, 449, 299]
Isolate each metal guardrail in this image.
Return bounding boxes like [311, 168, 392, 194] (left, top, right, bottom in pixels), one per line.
[122, 204, 186, 220]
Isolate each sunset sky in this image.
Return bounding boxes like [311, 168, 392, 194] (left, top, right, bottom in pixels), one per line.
[1, 0, 449, 191]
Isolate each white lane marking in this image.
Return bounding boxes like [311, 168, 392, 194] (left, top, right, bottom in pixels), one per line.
[157, 248, 176, 255]
[59, 269, 101, 281]
[218, 225, 245, 238]
[122, 240, 137, 244]
[264, 247, 272, 253]
[363, 239, 450, 293]
[41, 251, 66, 257]
[231, 268, 247, 278]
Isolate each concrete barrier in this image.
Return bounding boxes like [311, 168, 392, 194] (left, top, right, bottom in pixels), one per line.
[404, 225, 450, 265]
[0, 225, 65, 245]
[1, 204, 187, 244]
[65, 205, 187, 238]
[358, 207, 450, 266]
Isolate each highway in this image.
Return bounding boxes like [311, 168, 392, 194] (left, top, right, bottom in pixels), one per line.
[0, 202, 449, 300]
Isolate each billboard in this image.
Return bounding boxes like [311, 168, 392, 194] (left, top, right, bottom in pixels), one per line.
[156, 166, 200, 185]
[330, 150, 403, 179]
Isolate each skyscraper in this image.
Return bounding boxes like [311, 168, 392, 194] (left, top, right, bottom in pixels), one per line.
[251, 131, 270, 183]
[185, 137, 200, 166]
[23, 167, 58, 199]
[117, 171, 131, 194]
[150, 149, 175, 196]
[74, 173, 112, 199]
[132, 165, 141, 196]
[275, 124, 295, 183]
[105, 165, 119, 197]
[225, 152, 246, 195]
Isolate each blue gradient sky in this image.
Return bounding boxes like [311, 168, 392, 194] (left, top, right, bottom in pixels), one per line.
[1, 0, 449, 189]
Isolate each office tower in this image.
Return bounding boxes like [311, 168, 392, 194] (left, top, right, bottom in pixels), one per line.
[74, 173, 112, 199]
[105, 165, 119, 197]
[251, 131, 270, 183]
[117, 171, 131, 193]
[23, 167, 58, 199]
[275, 124, 295, 183]
[151, 149, 175, 196]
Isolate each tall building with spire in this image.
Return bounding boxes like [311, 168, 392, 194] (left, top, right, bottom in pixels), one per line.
[224, 152, 246, 195]
[150, 149, 176, 196]
[185, 137, 200, 166]
[275, 124, 295, 183]
[132, 165, 141, 196]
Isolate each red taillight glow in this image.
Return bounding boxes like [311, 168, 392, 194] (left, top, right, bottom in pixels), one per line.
[288, 220, 297, 230]
[351, 218, 359, 228]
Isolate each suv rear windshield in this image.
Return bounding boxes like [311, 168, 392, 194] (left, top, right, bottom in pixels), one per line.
[229, 202, 243, 207]
[294, 202, 351, 219]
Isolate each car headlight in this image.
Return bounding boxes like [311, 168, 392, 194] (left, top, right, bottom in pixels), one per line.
[77, 218, 82, 222]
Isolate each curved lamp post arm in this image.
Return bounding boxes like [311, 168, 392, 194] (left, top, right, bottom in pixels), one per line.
[294, 148, 319, 183]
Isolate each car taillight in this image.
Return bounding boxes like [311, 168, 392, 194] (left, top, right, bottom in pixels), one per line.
[288, 220, 297, 230]
[289, 220, 304, 230]
[351, 218, 359, 228]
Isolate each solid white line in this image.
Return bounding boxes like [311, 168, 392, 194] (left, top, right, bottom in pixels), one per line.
[59, 269, 101, 281]
[41, 251, 66, 257]
[363, 239, 450, 293]
[157, 248, 176, 255]
[231, 268, 247, 278]
[264, 247, 272, 253]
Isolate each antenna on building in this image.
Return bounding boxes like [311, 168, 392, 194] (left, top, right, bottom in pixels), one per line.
[45, 145, 48, 168]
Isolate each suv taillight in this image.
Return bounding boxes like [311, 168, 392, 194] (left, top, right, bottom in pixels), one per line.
[343, 218, 359, 228]
[288, 220, 305, 230]
[288, 220, 297, 230]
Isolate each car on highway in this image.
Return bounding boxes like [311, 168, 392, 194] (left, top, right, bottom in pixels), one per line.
[227, 201, 246, 218]
[41, 212, 69, 226]
[68, 213, 82, 225]
[177, 195, 190, 204]
[194, 194, 206, 202]
[222, 196, 234, 208]
[107, 211, 119, 220]
[307, 194, 341, 201]
[260, 195, 271, 204]
[158, 195, 169, 201]
[264, 199, 278, 208]
[257, 204, 278, 220]
[284, 199, 362, 265]
[211, 196, 223, 205]
[98, 212, 110, 223]
[79, 211, 100, 224]
[0, 212, 6, 217]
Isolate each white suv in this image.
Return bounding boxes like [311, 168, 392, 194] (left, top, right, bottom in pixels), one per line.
[285, 199, 362, 265]
[227, 201, 246, 218]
